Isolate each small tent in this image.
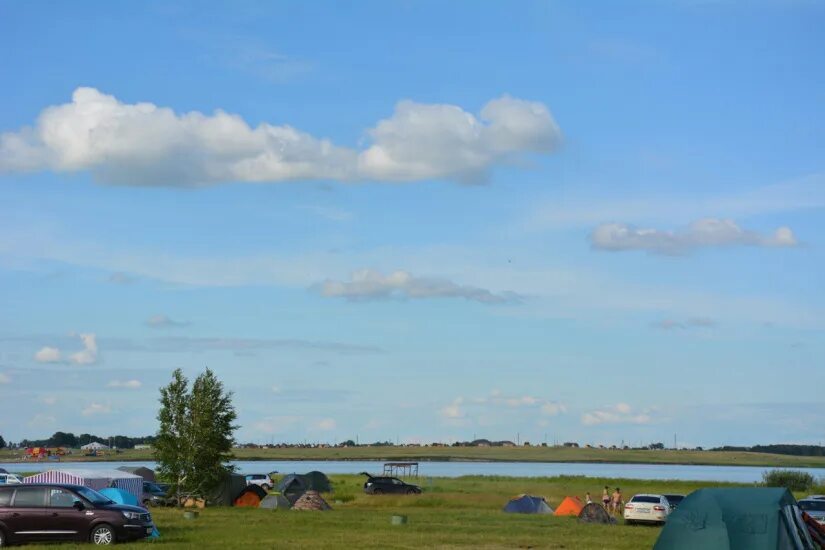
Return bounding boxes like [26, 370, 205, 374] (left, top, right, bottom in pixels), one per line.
[278, 474, 310, 503]
[503, 495, 553, 514]
[303, 471, 332, 492]
[292, 490, 332, 511]
[579, 502, 616, 524]
[100, 487, 140, 507]
[554, 496, 584, 516]
[117, 466, 156, 482]
[24, 469, 143, 501]
[260, 494, 291, 510]
[654, 488, 815, 550]
[234, 484, 268, 507]
[207, 473, 247, 507]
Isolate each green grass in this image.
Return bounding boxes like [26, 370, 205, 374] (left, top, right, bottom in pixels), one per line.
[15, 474, 769, 549]
[4, 445, 825, 468]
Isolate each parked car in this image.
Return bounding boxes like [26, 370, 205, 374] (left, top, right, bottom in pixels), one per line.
[0, 483, 154, 546]
[799, 499, 825, 525]
[0, 474, 22, 485]
[245, 474, 272, 491]
[361, 474, 422, 495]
[624, 494, 670, 525]
[808, 495, 825, 501]
[141, 481, 170, 507]
[663, 493, 685, 511]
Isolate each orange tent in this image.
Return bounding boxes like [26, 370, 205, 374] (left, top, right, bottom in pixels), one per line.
[233, 485, 267, 507]
[553, 496, 584, 516]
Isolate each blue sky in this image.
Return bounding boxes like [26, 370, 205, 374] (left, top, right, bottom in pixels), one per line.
[0, 0, 823, 448]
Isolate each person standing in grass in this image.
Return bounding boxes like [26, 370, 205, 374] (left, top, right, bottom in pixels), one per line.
[602, 486, 610, 508]
[611, 487, 623, 515]
[585, 491, 593, 504]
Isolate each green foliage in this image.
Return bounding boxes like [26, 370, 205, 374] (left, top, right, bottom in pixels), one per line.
[762, 469, 815, 492]
[155, 368, 238, 502]
[0, 434, 5, 449]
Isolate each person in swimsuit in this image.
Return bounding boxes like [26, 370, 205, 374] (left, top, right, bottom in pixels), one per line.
[602, 486, 610, 508]
[611, 487, 623, 514]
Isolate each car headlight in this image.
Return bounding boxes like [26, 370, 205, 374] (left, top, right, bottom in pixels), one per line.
[122, 511, 143, 520]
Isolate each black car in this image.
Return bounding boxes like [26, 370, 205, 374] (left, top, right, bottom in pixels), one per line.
[142, 481, 170, 507]
[0, 483, 154, 546]
[361, 474, 422, 495]
[664, 494, 685, 511]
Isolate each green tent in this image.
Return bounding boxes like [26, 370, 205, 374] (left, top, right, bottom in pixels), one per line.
[654, 488, 815, 550]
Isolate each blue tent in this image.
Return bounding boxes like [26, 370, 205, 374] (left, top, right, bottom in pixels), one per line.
[503, 495, 554, 514]
[99, 487, 140, 507]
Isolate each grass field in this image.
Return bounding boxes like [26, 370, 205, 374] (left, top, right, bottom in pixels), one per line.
[4, 445, 825, 468]
[17, 473, 822, 549]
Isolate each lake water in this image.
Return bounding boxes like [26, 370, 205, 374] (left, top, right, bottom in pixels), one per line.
[3, 460, 824, 484]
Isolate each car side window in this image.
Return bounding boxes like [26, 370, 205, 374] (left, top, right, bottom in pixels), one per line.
[49, 488, 79, 508]
[0, 488, 12, 506]
[13, 487, 47, 507]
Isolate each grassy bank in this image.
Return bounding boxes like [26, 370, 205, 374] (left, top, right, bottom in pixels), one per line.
[19, 474, 743, 549]
[4, 445, 825, 468]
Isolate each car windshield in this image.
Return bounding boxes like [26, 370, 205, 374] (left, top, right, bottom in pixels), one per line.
[665, 495, 684, 503]
[75, 486, 113, 505]
[631, 496, 661, 503]
[800, 500, 825, 512]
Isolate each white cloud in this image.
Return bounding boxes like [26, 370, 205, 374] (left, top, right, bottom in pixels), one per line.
[107, 379, 142, 389]
[540, 401, 567, 416]
[590, 218, 798, 255]
[70, 333, 98, 365]
[32, 333, 99, 365]
[82, 402, 112, 416]
[40, 396, 58, 405]
[0, 88, 560, 186]
[317, 269, 520, 304]
[34, 346, 62, 363]
[581, 403, 652, 426]
[316, 418, 337, 431]
[271, 385, 281, 394]
[251, 416, 301, 435]
[0, 372, 10, 384]
[145, 314, 189, 328]
[440, 398, 465, 419]
[107, 271, 137, 285]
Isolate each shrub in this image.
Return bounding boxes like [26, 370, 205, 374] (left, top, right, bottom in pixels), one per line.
[762, 469, 814, 492]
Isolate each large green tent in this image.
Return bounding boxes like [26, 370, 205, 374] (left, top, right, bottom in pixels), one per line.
[654, 488, 815, 550]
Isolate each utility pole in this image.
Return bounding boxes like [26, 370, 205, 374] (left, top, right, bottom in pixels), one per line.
[674, 433, 677, 450]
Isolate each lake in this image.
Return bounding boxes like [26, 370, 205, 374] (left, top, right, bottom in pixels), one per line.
[3, 460, 824, 483]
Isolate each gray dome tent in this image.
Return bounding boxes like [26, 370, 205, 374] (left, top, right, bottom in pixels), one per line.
[503, 495, 553, 514]
[578, 502, 616, 524]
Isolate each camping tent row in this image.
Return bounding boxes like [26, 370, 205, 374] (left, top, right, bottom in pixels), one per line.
[24, 469, 143, 501]
[502, 495, 584, 517]
[277, 471, 332, 503]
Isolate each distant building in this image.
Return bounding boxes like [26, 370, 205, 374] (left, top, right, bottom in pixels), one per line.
[133, 444, 151, 450]
[80, 442, 110, 451]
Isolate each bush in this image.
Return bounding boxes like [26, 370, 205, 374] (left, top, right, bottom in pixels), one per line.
[762, 469, 814, 492]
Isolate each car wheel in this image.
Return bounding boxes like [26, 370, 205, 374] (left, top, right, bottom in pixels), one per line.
[0, 528, 6, 547]
[373, 488, 383, 495]
[406, 488, 417, 495]
[143, 499, 151, 507]
[91, 524, 116, 545]
[625, 519, 634, 526]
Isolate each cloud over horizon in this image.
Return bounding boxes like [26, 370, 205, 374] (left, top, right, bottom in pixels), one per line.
[33, 333, 99, 365]
[581, 403, 653, 426]
[590, 218, 798, 255]
[0, 88, 561, 186]
[317, 269, 521, 304]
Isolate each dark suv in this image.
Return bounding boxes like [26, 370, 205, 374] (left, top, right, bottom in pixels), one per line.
[362, 474, 422, 495]
[0, 483, 154, 546]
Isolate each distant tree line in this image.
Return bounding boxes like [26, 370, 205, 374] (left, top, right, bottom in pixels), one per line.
[15, 432, 156, 449]
[712, 444, 825, 457]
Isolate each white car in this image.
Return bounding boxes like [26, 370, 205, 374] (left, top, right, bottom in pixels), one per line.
[245, 473, 272, 491]
[624, 493, 670, 525]
[799, 499, 825, 525]
[0, 473, 23, 484]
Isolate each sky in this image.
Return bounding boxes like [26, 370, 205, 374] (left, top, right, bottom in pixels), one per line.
[0, 0, 823, 448]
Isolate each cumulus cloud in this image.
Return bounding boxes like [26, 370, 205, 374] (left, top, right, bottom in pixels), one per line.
[590, 218, 798, 254]
[107, 379, 142, 389]
[0, 88, 561, 186]
[440, 398, 465, 419]
[0, 372, 10, 384]
[251, 416, 301, 435]
[33, 333, 99, 365]
[581, 403, 652, 426]
[40, 396, 58, 405]
[34, 346, 62, 363]
[82, 402, 112, 416]
[145, 314, 189, 328]
[317, 269, 521, 304]
[444, 392, 567, 420]
[316, 418, 337, 431]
